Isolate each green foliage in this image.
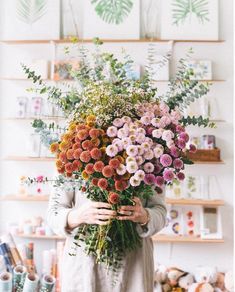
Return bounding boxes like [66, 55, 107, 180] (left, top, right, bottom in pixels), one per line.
[180, 115, 216, 128]
[172, 0, 210, 26]
[91, 0, 133, 24]
[17, 0, 47, 24]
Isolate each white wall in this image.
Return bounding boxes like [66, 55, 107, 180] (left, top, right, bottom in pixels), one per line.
[0, 0, 233, 274]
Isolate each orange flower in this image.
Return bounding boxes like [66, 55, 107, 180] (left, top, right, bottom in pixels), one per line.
[102, 137, 110, 145]
[58, 166, 65, 174]
[115, 180, 128, 191]
[66, 172, 73, 177]
[65, 162, 73, 173]
[76, 124, 86, 131]
[72, 142, 81, 150]
[98, 178, 108, 190]
[85, 163, 94, 174]
[91, 178, 99, 186]
[66, 149, 74, 160]
[81, 170, 89, 180]
[75, 136, 81, 143]
[94, 161, 105, 172]
[68, 122, 77, 132]
[102, 166, 114, 178]
[89, 128, 100, 139]
[50, 142, 59, 153]
[87, 121, 95, 127]
[81, 186, 87, 192]
[108, 192, 120, 204]
[90, 148, 102, 160]
[116, 155, 125, 164]
[73, 148, 83, 159]
[109, 158, 120, 169]
[59, 141, 71, 151]
[122, 172, 131, 180]
[72, 160, 82, 171]
[63, 132, 74, 142]
[91, 138, 101, 147]
[82, 140, 93, 150]
[56, 159, 63, 169]
[77, 130, 89, 141]
[86, 115, 96, 123]
[99, 129, 106, 136]
[80, 151, 91, 163]
[59, 152, 67, 163]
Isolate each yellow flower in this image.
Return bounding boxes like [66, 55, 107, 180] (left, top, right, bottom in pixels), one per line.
[81, 170, 89, 180]
[63, 132, 73, 142]
[86, 115, 96, 123]
[68, 122, 77, 132]
[56, 159, 63, 169]
[50, 142, 59, 153]
[59, 141, 71, 151]
[87, 121, 95, 127]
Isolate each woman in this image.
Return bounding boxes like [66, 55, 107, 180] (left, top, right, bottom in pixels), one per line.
[47, 182, 166, 292]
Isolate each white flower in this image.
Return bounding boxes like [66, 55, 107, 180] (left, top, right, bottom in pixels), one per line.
[126, 161, 138, 173]
[144, 137, 154, 147]
[153, 146, 164, 158]
[126, 145, 138, 157]
[129, 135, 136, 143]
[152, 129, 164, 138]
[126, 156, 136, 164]
[135, 155, 144, 165]
[130, 176, 141, 187]
[117, 128, 128, 139]
[137, 128, 146, 135]
[113, 139, 124, 152]
[134, 169, 145, 181]
[140, 116, 151, 125]
[122, 116, 131, 124]
[123, 123, 130, 133]
[144, 162, 154, 173]
[113, 118, 124, 128]
[151, 117, 161, 127]
[144, 150, 154, 160]
[136, 133, 146, 144]
[141, 142, 150, 152]
[116, 164, 127, 175]
[166, 140, 175, 148]
[107, 126, 117, 137]
[122, 137, 131, 149]
[162, 130, 174, 142]
[106, 145, 118, 157]
[137, 145, 144, 155]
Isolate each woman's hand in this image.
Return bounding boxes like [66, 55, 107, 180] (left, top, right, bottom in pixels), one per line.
[67, 202, 116, 229]
[117, 197, 149, 225]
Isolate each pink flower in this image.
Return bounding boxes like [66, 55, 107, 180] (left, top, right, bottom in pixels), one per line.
[144, 174, 155, 185]
[166, 140, 175, 148]
[177, 139, 186, 149]
[176, 125, 185, 133]
[136, 128, 146, 135]
[117, 128, 128, 139]
[179, 132, 189, 143]
[160, 154, 173, 167]
[107, 126, 117, 137]
[126, 145, 138, 157]
[160, 116, 171, 127]
[126, 156, 136, 164]
[152, 129, 163, 138]
[135, 155, 144, 165]
[113, 139, 124, 152]
[173, 158, 184, 170]
[37, 188, 42, 193]
[122, 137, 131, 149]
[155, 176, 164, 186]
[140, 116, 151, 125]
[116, 164, 127, 175]
[144, 150, 154, 160]
[106, 145, 119, 157]
[141, 142, 150, 152]
[144, 137, 154, 146]
[144, 162, 154, 173]
[171, 109, 182, 121]
[163, 169, 174, 182]
[146, 126, 155, 135]
[136, 134, 146, 144]
[122, 116, 131, 124]
[177, 172, 185, 181]
[130, 176, 141, 187]
[137, 145, 144, 155]
[189, 144, 197, 153]
[159, 102, 170, 114]
[153, 147, 164, 158]
[36, 175, 44, 183]
[162, 130, 174, 142]
[134, 170, 145, 181]
[154, 164, 162, 174]
[170, 146, 180, 158]
[113, 118, 124, 128]
[126, 161, 138, 173]
[151, 118, 160, 127]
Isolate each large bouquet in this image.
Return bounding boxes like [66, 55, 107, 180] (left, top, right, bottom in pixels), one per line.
[24, 39, 214, 272]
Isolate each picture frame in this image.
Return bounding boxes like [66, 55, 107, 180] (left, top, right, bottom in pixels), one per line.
[158, 206, 184, 236]
[200, 206, 223, 239]
[83, 0, 140, 39]
[161, 0, 219, 40]
[53, 60, 80, 81]
[186, 60, 212, 80]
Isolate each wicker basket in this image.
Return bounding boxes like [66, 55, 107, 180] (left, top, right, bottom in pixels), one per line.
[187, 148, 221, 162]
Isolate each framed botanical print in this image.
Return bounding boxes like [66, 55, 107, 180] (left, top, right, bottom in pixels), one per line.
[200, 206, 223, 239]
[161, 0, 219, 40]
[83, 0, 140, 39]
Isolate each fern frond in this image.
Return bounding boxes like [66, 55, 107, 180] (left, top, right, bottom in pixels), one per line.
[16, 0, 47, 24]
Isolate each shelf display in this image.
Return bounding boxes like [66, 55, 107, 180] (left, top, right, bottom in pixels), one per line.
[185, 60, 212, 80]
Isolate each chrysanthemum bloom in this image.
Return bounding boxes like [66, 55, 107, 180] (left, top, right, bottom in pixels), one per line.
[86, 115, 96, 123]
[66, 149, 74, 160]
[82, 140, 93, 150]
[154, 164, 162, 174]
[65, 162, 73, 173]
[177, 172, 185, 181]
[117, 128, 128, 139]
[58, 166, 65, 174]
[94, 161, 105, 172]
[75, 136, 81, 143]
[179, 132, 189, 143]
[109, 158, 120, 169]
[122, 116, 131, 124]
[160, 116, 171, 127]
[177, 139, 186, 149]
[59, 141, 71, 151]
[129, 135, 136, 143]
[77, 129, 89, 141]
[153, 146, 164, 158]
[176, 125, 185, 133]
[144, 162, 154, 173]
[162, 130, 174, 142]
[108, 192, 120, 204]
[126, 161, 138, 174]
[140, 116, 151, 125]
[146, 126, 155, 136]
[90, 148, 102, 160]
[126, 145, 138, 157]
[62, 132, 74, 142]
[59, 152, 67, 163]
[144, 174, 155, 185]
[56, 159, 63, 169]
[91, 138, 101, 148]
[89, 128, 100, 139]
[130, 176, 141, 187]
[66, 172, 73, 177]
[106, 145, 118, 157]
[134, 169, 145, 181]
[160, 154, 173, 167]
[144, 137, 154, 146]
[155, 176, 164, 186]
[113, 139, 124, 152]
[91, 178, 99, 186]
[98, 178, 108, 190]
[151, 118, 160, 127]
[73, 148, 82, 160]
[80, 151, 91, 163]
[159, 102, 170, 114]
[72, 160, 82, 171]
[116, 164, 127, 175]
[189, 144, 197, 153]
[115, 155, 125, 164]
[102, 166, 114, 178]
[81, 170, 89, 180]
[50, 142, 59, 153]
[173, 158, 184, 170]
[137, 145, 144, 156]
[163, 169, 174, 182]
[72, 142, 81, 150]
[113, 118, 124, 128]
[144, 150, 154, 160]
[122, 137, 131, 149]
[135, 156, 144, 166]
[136, 134, 145, 144]
[68, 122, 77, 132]
[170, 146, 180, 158]
[141, 142, 150, 152]
[115, 180, 127, 191]
[107, 126, 118, 137]
[85, 163, 95, 174]
[152, 129, 163, 139]
[166, 140, 175, 148]
[76, 124, 86, 131]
